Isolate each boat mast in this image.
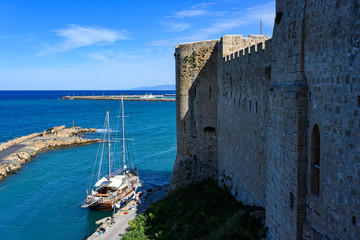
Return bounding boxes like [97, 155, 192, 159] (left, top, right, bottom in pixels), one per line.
[122, 95, 126, 170]
[106, 111, 111, 179]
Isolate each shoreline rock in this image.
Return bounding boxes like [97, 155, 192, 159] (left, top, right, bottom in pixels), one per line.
[0, 126, 99, 182]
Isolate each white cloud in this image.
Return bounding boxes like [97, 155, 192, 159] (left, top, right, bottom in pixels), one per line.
[191, 2, 216, 9]
[163, 21, 191, 32]
[167, 2, 223, 19]
[245, 1, 275, 26]
[86, 48, 154, 63]
[191, 18, 247, 40]
[149, 39, 177, 47]
[87, 53, 109, 62]
[153, 1, 275, 46]
[39, 25, 128, 55]
[191, 1, 275, 40]
[171, 9, 208, 18]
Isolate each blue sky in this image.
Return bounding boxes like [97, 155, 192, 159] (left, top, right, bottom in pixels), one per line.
[0, 0, 275, 90]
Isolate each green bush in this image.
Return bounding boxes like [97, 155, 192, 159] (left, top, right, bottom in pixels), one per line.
[122, 214, 149, 240]
[122, 180, 267, 240]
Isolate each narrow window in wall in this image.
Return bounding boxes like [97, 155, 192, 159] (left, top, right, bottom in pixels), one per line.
[311, 124, 320, 196]
[194, 86, 196, 98]
[249, 100, 252, 112]
[256, 101, 258, 113]
[209, 85, 211, 99]
[204, 127, 216, 133]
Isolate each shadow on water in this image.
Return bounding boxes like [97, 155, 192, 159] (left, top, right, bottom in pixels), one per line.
[138, 169, 172, 188]
[84, 210, 113, 234]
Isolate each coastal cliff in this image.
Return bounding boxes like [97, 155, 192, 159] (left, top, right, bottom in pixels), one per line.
[0, 126, 98, 182]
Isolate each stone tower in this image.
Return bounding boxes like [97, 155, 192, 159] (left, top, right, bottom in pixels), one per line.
[169, 35, 270, 191]
[169, 40, 220, 191]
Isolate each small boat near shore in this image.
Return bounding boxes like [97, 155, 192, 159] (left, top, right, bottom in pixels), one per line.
[82, 97, 140, 211]
[140, 93, 155, 99]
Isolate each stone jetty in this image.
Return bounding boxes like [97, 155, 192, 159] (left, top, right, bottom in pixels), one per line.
[61, 95, 175, 102]
[0, 126, 99, 182]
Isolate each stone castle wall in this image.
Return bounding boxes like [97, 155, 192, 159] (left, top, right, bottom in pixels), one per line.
[265, 0, 308, 238]
[169, 40, 219, 191]
[169, 35, 270, 191]
[217, 36, 271, 208]
[303, 0, 360, 239]
[169, 0, 360, 239]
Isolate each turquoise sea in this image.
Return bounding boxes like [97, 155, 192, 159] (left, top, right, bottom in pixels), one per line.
[0, 90, 176, 239]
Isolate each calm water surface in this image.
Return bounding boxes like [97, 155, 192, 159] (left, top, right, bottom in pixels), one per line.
[0, 90, 176, 239]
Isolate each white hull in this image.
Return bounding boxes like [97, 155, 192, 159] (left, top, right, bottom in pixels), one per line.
[82, 171, 140, 211]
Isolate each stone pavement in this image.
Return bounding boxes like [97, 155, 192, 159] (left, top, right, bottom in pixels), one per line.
[88, 185, 168, 240]
[0, 144, 25, 163]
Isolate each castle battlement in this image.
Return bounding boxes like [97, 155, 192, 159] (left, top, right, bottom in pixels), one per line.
[224, 39, 271, 62]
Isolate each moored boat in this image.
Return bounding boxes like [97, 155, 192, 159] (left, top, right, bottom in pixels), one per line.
[82, 96, 140, 211]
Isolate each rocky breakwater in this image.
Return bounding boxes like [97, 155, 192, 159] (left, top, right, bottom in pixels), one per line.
[0, 126, 98, 182]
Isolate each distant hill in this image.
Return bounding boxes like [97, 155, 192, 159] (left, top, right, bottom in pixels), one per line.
[131, 84, 175, 90]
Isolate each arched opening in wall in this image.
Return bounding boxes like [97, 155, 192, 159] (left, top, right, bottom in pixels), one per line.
[204, 127, 216, 133]
[311, 124, 320, 196]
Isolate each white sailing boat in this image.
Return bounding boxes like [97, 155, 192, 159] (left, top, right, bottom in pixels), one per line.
[82, 97, 140, 211]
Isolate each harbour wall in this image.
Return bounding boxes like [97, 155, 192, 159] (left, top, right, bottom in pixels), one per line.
[61, 95, 175, 102]
[0, 126, 98, 182]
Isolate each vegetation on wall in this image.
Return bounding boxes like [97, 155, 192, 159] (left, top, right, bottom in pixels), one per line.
[189, 51, 197, 68]
[182, 51, 197, 68]
[122, 180, 267, 240]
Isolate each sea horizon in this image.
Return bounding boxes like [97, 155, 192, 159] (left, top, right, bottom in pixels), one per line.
[0, 91, 176, 239]
[0, 90, 175, 101]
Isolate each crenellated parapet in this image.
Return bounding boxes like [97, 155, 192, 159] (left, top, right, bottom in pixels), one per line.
[223, 39, 271, 62]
